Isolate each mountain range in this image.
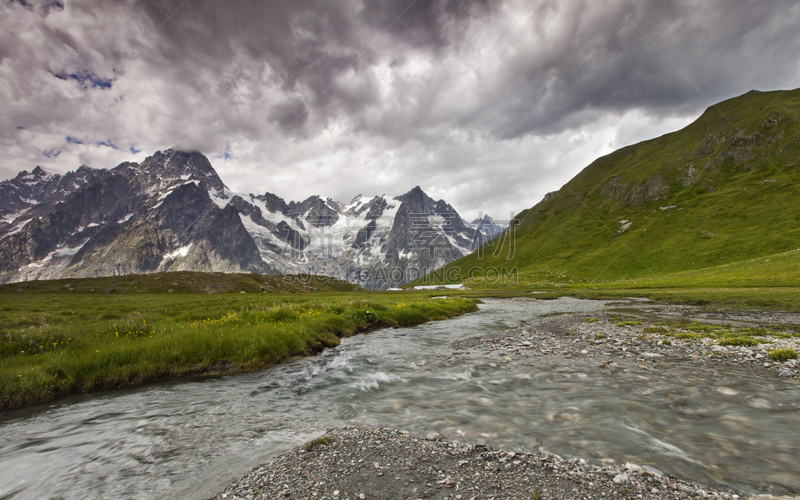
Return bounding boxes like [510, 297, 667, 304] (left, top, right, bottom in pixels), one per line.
[0, 150, 498, 289]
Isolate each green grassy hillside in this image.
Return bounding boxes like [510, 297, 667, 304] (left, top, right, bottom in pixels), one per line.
[416, 88, 800, 287]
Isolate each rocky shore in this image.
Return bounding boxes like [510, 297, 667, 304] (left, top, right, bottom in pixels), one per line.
[450, 311, 800, 381]
[212, 307, 800, 500]
[212, 427, 747, 500]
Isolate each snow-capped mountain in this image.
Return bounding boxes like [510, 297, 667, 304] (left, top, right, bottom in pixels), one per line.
[0, 150, 265, 283]
[469, 214, 507, 239]
[0, 150, 488, 289]
[0, 165, 99, 229]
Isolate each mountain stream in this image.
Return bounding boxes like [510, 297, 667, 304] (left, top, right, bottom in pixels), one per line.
[1, 298, 798, 499]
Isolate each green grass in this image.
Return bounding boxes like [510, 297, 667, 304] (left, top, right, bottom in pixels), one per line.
[409, 88, 800, 290]
[409, 283, 800, 312]
[0, 275, 479, 411]
[768, 348, 798, 362]
[523, 286, 800, 312]
[719, 337, 759, 347]
[0, 270, 363, 295]
[304, 435, 334, 451]
[631, 319, 797, 345]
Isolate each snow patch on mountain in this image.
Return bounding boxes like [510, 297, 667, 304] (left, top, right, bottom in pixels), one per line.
[117, 213, 135, 224]
[3, 219, 30, 239]
[164, 244, 193, 260]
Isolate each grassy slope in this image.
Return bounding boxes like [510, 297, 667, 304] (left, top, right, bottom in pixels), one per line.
[414, 88, 800, 288]
[0, 270, 362, 295]
[589, 248, 800, 289]
[0, 273, 478, 411]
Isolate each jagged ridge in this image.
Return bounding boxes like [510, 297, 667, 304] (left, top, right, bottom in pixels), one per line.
[0, 149, 500, 289]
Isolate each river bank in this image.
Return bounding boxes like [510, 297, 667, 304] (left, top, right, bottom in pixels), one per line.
[212, 303, 800, 500]
[0, 293, 478, 411]
[450, 309, 800, 381]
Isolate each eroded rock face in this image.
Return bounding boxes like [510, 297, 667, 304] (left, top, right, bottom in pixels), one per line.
[274, 220, 308, 251]
[627, 175, 670, 206]
[257, 192, 289, 214]
[542, 190, 558, 202]
[601, 175, 630, 202]
[601, 174, 669, 208]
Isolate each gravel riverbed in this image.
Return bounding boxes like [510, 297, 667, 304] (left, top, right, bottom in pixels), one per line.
[450, 311, 800, 381]
[212, 307, 800, 500]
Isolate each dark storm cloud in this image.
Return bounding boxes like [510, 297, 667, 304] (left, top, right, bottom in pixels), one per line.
[268, 98, 309, 133]
[131, 0, 376, 123]
[359, 0, 497, 51]
[470, 0, 800, 139]
[117, 0, 504, 138]
[10, 0, 798, 143]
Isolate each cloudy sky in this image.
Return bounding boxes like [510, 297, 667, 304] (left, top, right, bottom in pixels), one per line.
[2, 0, 799, 221]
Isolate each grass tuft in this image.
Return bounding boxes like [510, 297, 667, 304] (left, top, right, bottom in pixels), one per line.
[768, 348, 798, 362]
[304, 435, 334, 451]
[719, 337, 759, 347]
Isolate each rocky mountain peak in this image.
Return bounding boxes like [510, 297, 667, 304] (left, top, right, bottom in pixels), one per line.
[258, 192, 290, 214]
[469, 214, 505, 239]
[394, 186, 433, 213]
[287, 196, 339, 227]
[394, 185, 427, 204]
[131, 149, 228, 194]
[13, 166, 51, 182]
[0, 164, 102, 221]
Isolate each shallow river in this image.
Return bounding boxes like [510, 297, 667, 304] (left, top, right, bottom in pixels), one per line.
[1, 298, 798, 499]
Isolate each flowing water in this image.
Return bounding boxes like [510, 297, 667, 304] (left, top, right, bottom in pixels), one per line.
[1, 298, 798, 499]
